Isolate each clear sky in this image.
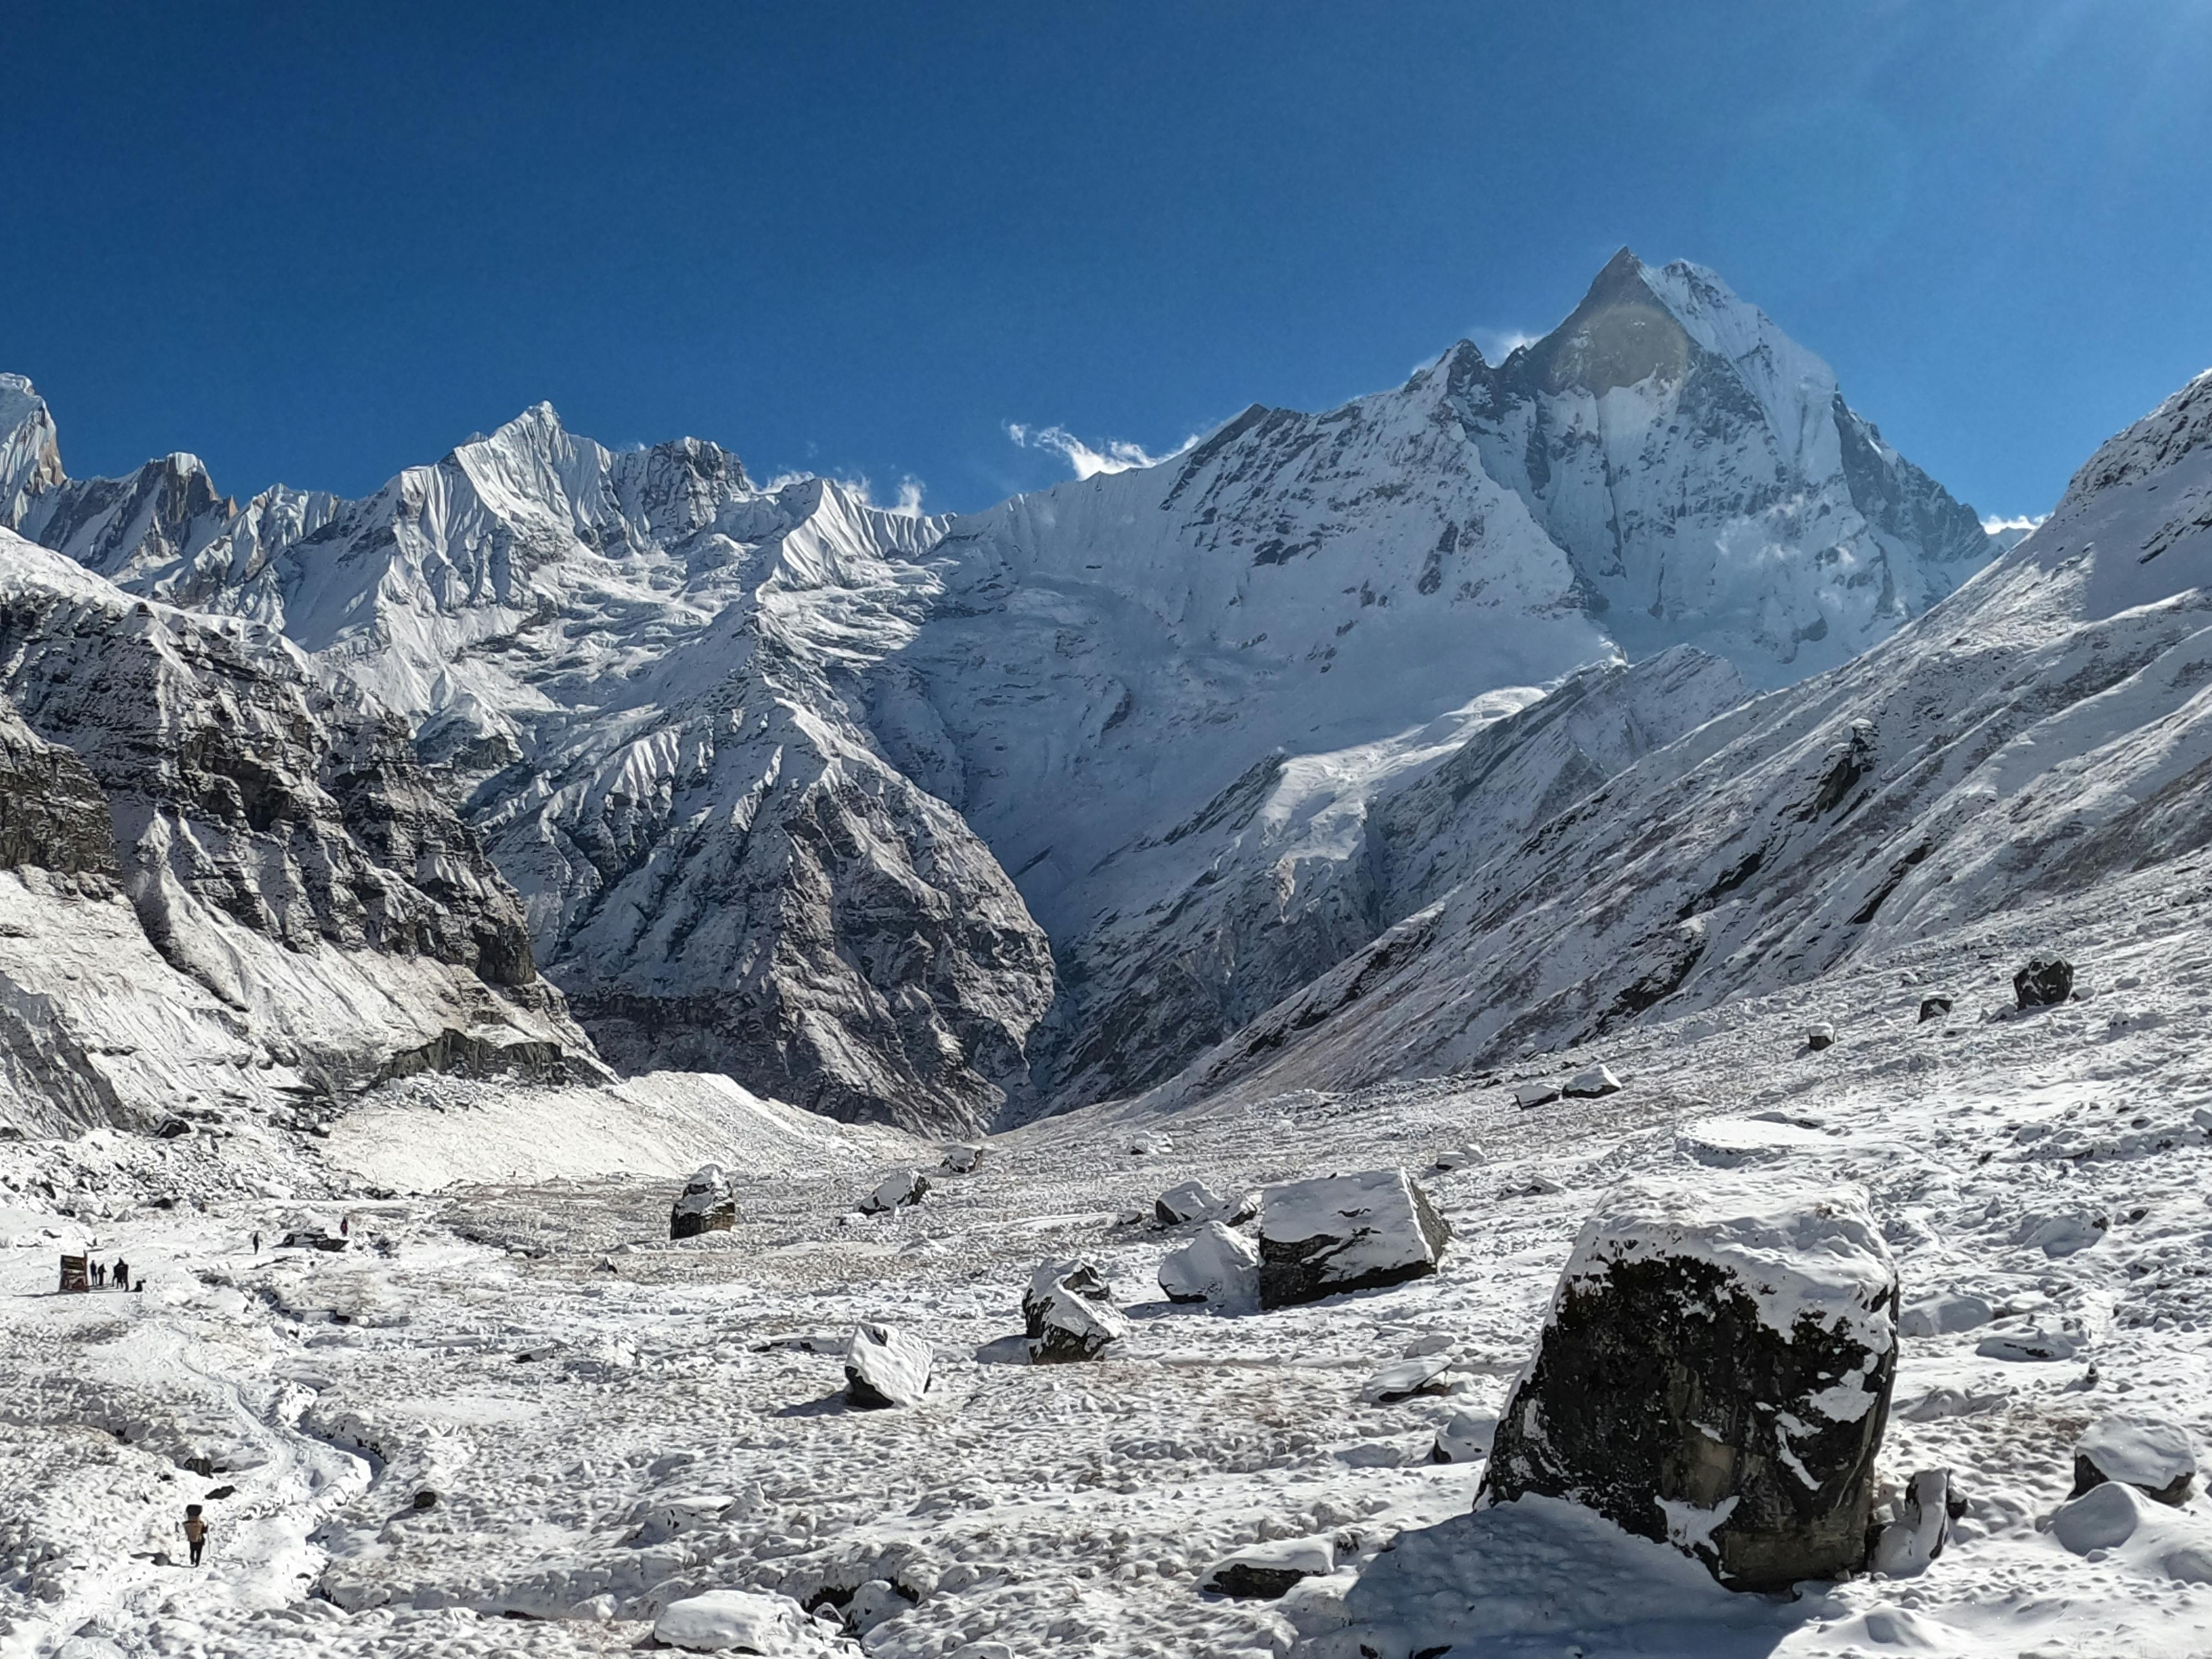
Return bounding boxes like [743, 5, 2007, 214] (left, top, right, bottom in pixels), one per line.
[6, 2, 2208, 524]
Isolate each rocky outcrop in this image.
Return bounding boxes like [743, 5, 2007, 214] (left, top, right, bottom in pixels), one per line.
[1021, 1260, 1130, 1363]
[1480, 1175, 1899, 1590]
[0, 531, 586, 1133]
[670, 1164, 737, 1239]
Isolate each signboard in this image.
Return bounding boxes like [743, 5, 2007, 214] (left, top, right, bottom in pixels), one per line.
[59, 1254, 88, 1293]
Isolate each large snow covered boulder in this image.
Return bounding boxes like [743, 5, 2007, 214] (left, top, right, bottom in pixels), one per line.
[1022, 1259, 1130, 1363]
[653, 1588, 826, 1652]
[844, 1322, 932, 1409]
[670, 1164, 736, 1239]
[1563, 1063, 1623, 1097]
[2074, 1413, 2197, 1506]
[1480, 1173, 1900, 1590]
[1256, 1169, 1451, 1309]
[1158, 1221, 1260, 1308]
[1868, 1468, 1959, 1577]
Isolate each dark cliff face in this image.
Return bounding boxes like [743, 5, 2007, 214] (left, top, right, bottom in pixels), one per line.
[0, 697, 116, 879]
[0, 566, 540, 991]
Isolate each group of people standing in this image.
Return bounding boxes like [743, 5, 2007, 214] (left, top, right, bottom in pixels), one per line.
[87, 1255, 133, 1290]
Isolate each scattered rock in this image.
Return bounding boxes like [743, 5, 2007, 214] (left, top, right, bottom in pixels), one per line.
[1430, 1407, 1490, 1465]
[411, 1489, 439, 1511]
[1917, 996, 1952, 1023]
[1431, 1145, 1485, 1172]
[1125, 1131, 1170, 1156]
[277, 1230, 346, 1253]
[1562, 1063, 1623, 1097]
[860, 1168, 931, 1214]
[653, 1588, 826, 1653]
[2074, 1413, 2198, 1505]
[1869, 1468, 1958, 1577]
[670, 1164, 737, 1240]
[154, 1117, 191, 1140]
[940, 1144, 984, 1175]
[1480, 1173, 1900, 1590]
[1022, 1259, 1130, 1363]
[1511, 1082, 1562, 1110]
[2014, 957, 2075, 1009]
[1256, 1169, 1451, 1310]
[1975, 1324, 2087, 1363]
[1157, 1222, 1261, 1308]
[1154, 1178, 1229, 1226]
[1896, 1291, 1993, 1337]
[1360, 1353, 1454, 1404]
[844, 1322, 932, 1409]
[844, 1579, 910, 1635]
[1201, 1536, 1335, 1599]
[1806, 1022, 1837, 1051]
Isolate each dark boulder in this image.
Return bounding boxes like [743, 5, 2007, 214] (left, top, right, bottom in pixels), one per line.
[1917, 997, 1952, 1023]
[1256, 1169, 1450, 1310]
[1022, 1259, 1130, 1363]
[1480, 1173, 1899, 1590]
[669, 1164, 736, 1239]
[2014, 958, 2075, 1009]
[1200, 1537, 1334, 1599]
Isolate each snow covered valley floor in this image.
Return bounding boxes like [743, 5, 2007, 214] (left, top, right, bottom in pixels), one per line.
[7, 862, 2212, 1658]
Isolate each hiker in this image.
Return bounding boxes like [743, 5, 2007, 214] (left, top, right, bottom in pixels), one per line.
[182, 1504, 208, 1566]
[340, 1216, 350, 1238]
[251, 1230, 261, 1255]
[91, 1260, 104, 1288]
[113, 1258, 129, 1292]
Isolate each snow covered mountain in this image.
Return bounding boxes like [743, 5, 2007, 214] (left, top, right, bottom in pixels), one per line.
[0, 530, 586, 1136]
[1149, 363, 2212, 1110]
[0, 251, 1999, 1130]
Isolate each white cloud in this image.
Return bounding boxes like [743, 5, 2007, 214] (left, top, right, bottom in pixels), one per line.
[1981, 514, 2048, 535]
[1470, 327, 1540, 363]
[754, 469, 928, 517]
[1007, 421, 1190, 481]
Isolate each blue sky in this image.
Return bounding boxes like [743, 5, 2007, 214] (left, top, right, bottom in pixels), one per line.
[5, 2, 2208, 523]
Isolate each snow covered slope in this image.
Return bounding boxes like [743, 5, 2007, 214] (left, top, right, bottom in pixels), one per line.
[0, 530, 587, 1136]
[0, 251, 1993, 1128]
[1152, 365, 2212, 1109]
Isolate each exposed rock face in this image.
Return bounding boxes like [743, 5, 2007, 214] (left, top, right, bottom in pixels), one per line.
[0, 531, 584, 1134]
[1256, 1170, 1451, 1310]
[1480, 1175, 1899, 1590]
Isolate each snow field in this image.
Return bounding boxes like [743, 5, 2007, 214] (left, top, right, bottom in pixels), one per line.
[2, 863, 2211, 1653]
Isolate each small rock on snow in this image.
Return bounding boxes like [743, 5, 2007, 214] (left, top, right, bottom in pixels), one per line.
[1869, 1468, 1957, 1577]
[860, 1168, 930, 1214]
[1430, 1407, 1491, 1465]
[1562, 1063, 1623, 1097]
[1917, 996, 1952, 1023]
[1512, 1082, 1562, 1110]
[2074, 1413, 2198, 1505]
[1806, 1022, 1837, 1051]
[653, 1588, 826, 1653]
[1361, 1353, 1455, 1403]
[844, 1322, 932, 1409]
[1897, 1291, 1994, 1337]
[1157, 1221, 1260, 1308]
[1201, 1535, 1335, 1599]
[1154, 1178, 1229, 1226]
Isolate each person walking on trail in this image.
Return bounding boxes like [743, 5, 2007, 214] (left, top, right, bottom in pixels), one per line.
[251, 1230, 261, 1255]
[113, 1258, 128, 1292]
[340, 1216, 350, 1238]
[91, 1261, 103, 1288]
[182, 1504, 208, 1566]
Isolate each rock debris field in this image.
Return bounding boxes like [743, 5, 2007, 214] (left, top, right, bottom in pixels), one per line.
[6, 867, 2212, 1657]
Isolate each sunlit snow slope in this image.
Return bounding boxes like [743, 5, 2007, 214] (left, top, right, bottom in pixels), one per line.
[1154, 366, 2212, 1109]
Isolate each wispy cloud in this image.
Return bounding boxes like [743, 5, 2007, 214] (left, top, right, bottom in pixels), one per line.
[1470, 327, 1540, 363]
[1007, 421, 1192, 481]
[756, 468, 929, 517]
[1982, 513, 2048, 536]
